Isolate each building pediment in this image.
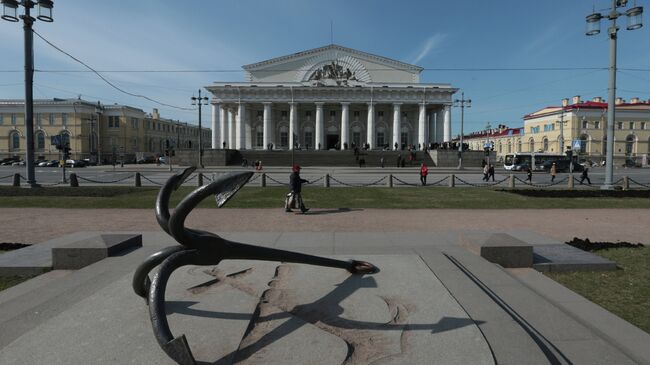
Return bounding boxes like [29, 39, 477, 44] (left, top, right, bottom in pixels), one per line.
[242, 44, 423, 85]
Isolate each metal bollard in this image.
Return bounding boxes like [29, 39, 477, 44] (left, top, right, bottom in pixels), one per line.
[135, 172, 142, 187]
[69, 173, 79, 187]
[567, 175, 574, 189]
[12, 173, 20, 187]
[261, 173, 266, 187]
[623, 176, 629, 190]
[387, 174, 393, 188]
[324, 174, 330, 187]
[509, 174, 515, 189]
[449, 174, 455, 188]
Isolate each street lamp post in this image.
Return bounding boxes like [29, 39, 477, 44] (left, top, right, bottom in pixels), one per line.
[2, 0, 54, 187]
[585, 0, 643, 189]
[453, 92, 471, 169]
[556, 108, 566, 153]
[95, 101, 103, 165]
[484, 122, 492, 166]
[191, 90, 209, 168]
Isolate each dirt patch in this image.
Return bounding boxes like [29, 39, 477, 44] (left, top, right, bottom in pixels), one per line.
[566, 237, 644, 252]
[503, 189, 650, 198]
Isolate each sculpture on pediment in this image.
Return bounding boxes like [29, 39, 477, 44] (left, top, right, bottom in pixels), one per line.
[308, 60, 361, 86]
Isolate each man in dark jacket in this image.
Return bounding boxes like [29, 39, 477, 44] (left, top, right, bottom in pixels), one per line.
[286, 164, 310, 213]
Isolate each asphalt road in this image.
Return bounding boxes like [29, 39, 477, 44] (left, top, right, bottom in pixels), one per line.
[1, 164, 649, 187]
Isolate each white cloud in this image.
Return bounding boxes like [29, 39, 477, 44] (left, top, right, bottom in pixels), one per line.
[412, 33, 447, 64]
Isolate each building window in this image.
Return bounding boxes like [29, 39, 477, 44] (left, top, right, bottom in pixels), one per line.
[517, 140, 522, 152]
[280, 131, 288, 147]
[617, 122, 623, 130]
[400, 132, 408, 147]
[582, 120, 589, 129]
[641, 122, 646, 130]
[48, 113, 54, 125]
[353, 111, 360, 117]
[594, 121, 600, 129]
[11, 113, 17, 125]
[305, 111, 312, 117]
[10, 131, 20, 150]
[256, 132, 263, 147]
[131, 118, 139, 129]
[402, 112, 408, 118]
[305, 131, 313, 148]
[377, 111, 384, 117]
[543, 138, 549, 151]
[281, 110, 288, 118]
[530, 126, 540, 134]
[109, 116, 120, 128]
[629, 122, 634, 130]
[62, 113, 67, 125]
[257, 111, 263, 117]
[36, 131, 45, 150]
[352, 132, 361, 147]
[625, 135, 635, 155]
[0, 114, 3, 125]
[377, 132, 385, 147]
[329, 110, 336, 117]
[507, 141, 512, 153]
[529, 139, 535, 152]
[35, 113, 41, 126]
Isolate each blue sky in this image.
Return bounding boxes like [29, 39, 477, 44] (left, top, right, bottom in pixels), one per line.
[1, 0, 649, 135]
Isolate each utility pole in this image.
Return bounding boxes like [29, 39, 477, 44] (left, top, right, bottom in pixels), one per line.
[191, 90, 209, 168]
[453, 92, 471, 169]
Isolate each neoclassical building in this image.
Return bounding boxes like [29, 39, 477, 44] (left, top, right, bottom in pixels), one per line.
[0, 98, 209, 163]
[206, 44, 457, 151]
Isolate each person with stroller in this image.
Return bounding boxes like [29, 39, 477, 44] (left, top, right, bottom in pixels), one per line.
[285, 164, 310, 213]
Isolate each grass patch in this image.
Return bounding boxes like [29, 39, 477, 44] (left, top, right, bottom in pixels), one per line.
[546, 247, 650, 333]
[2, 186, 650, 209]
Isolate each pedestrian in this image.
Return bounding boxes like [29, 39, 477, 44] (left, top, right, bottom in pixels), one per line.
[483, 164, 489, 181]
[550, 163, 557, 182]
[488, 164, 495, 182]
[420, 163, 428, 186]
[380, 156, 385, 168]
[397, 153, 402, 167]
[285, 164, 310, 214]
[525, 166, 532, 183]
[580, 167, 591, 185]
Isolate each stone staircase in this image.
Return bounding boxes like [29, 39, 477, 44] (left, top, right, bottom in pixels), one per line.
[234, 150, 435, 167]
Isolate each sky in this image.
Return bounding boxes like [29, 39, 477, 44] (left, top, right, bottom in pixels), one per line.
[1, 0, 649, 136]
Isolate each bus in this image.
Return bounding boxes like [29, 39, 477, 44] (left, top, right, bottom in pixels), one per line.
[503, 153, 564, 171]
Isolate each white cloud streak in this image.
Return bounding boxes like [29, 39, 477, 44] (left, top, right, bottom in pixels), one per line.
[412, 33, 447, 64]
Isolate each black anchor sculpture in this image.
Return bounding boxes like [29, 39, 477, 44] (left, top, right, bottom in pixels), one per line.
[132, 167, 378, 365]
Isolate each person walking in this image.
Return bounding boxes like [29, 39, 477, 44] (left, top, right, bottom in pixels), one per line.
[285, 164, 310, 213]
[525, 166, 533, 183]
[483, 164, 489, 181]
[420, 163, 429, 186]
[550, 163, 557, 182]
[580, 167, 592, 185]
[488, 164, 495, 182]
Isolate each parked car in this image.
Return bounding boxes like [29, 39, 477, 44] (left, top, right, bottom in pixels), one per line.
[0, 157, 20, 165]
[623, 159, 641, 168]
[82, 158, 97, 166]
[541, 158, 584, 173]
[64, 159, 86, 168]
[137, 155, 156, 164]
[11, 160, 25, 166]
[157, 156, 168, 165]
[45, 160, 60, 167]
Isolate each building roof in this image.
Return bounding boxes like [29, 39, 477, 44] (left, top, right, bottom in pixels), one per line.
[524, 100, 650, 120]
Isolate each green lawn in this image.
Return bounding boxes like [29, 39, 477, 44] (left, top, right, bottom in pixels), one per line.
[1, 186, 650, 209]
[545, 247, 650, 333]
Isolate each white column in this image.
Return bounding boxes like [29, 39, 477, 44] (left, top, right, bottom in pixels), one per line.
[418, 103, 426, 149]
[366, 103, 374, 149]
[392, 103, 401, 150]
[436, 108, 444, 143]
[315, 102, 324, 150]
[443, 105, 451, 142]
[237, 103, 246, 149]
[211, 104, 219, 149]
[219, 105, 227, 149]
[341, 102, 350, 149]
[289, 102, 297, 150]
[263, 102, 272, 149]
[228, 108, 235, 149]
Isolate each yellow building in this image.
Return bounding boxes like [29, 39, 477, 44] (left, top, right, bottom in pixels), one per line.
[0, 98, 210, 164]
[462, 96, 650, 166]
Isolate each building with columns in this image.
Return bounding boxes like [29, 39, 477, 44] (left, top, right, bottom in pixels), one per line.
[206, 44, 457, 151]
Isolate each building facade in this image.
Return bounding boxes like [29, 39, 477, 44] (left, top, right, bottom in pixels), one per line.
[206, 44, 457, 151]
[461, 96, 650, 166]
[0, 98, 210, 163]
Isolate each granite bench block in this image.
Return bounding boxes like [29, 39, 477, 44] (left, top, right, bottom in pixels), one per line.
[52, 234, 142, 270]
[480, 233, 533, 268]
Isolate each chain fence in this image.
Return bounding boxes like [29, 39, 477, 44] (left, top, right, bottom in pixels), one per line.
[0, 174, 14, 181]
[329, 175, 387, 187]
[76, 174, 135, 184]
[512, 176, 569, 188]
[628, 178, 650, 188]
[265, 175, 290, 186]
[139, 174, 163, 186]
[456, 175, 510, 187]
[392, 176, 419, 186]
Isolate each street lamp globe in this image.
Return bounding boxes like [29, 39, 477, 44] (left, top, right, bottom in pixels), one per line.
[37, 0, 53, 22]
[626, 6, 643, 30]
[1, 0, 19, 22]
[586, 13, 602, 35]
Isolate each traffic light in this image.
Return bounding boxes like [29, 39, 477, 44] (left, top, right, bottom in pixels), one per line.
[164, 149, 169, 156]
[63, 144, 71, 159]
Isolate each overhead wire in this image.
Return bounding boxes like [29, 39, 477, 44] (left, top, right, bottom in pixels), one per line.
[31, 29, 195, 111]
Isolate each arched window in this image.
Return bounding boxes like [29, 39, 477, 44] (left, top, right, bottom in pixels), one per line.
[10, 131, 20, 151]
[529, 138, 535, 152]
[625, 135, 635, 155]
[543, 137, 549, 152]
[507, 140, 512, 153]
[579, 134, 589, 154]
[35, 131, 45, 151]
[517, 139, 522, 152]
